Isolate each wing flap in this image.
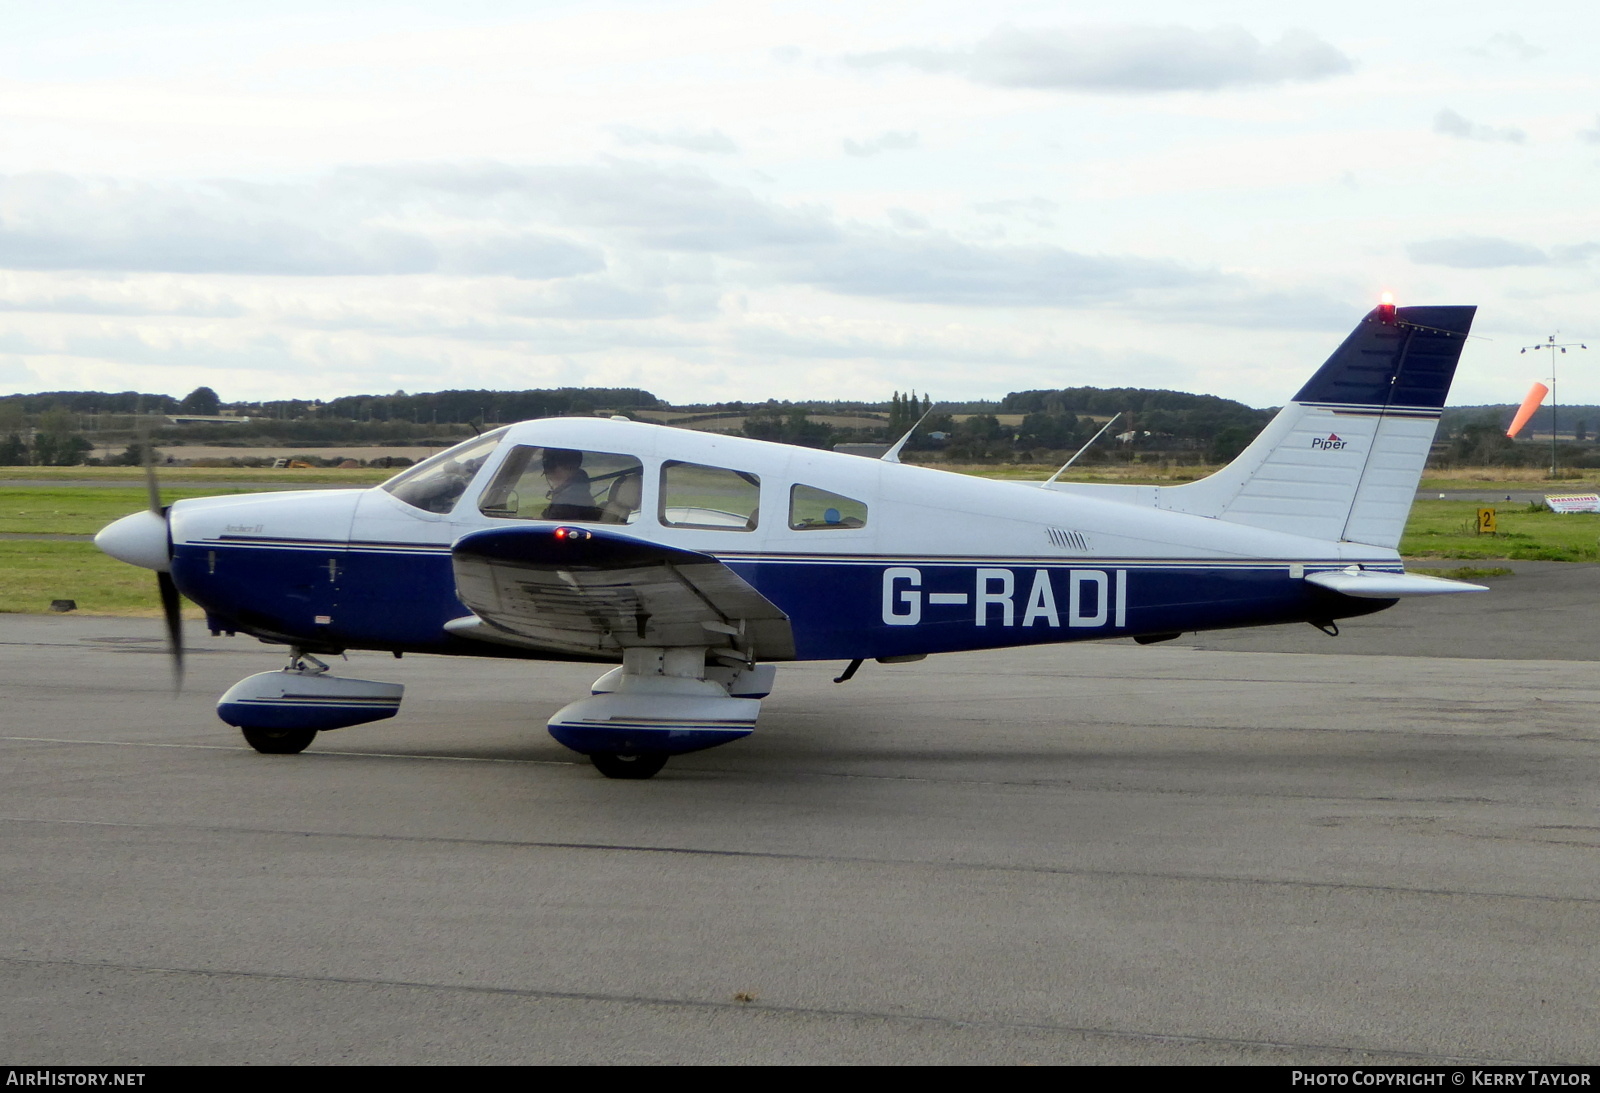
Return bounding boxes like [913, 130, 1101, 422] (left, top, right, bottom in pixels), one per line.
[450, 526, 793, 658]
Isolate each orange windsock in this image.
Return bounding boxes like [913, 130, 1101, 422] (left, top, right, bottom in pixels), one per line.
[1507, 383, 1550, 438]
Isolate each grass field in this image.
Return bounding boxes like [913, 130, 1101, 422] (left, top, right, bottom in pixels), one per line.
[1418, 467, 1600, 491]
[0, 465, 394, 485]
[0, 475, 378, 616]
[0, 540, 171, 616]
[1400, 502, 1600, 562]
[0, 486, 269, 535]
[0, 466, 1592, 617]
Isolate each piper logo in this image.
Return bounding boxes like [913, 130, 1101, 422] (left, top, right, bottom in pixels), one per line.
[1311, 433, 1347, 450]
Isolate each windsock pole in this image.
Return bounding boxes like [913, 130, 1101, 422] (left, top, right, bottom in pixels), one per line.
[1520, 336, 1590, 474]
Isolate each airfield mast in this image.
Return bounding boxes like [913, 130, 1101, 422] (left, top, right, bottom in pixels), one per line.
[1520, 334, 1589, 476]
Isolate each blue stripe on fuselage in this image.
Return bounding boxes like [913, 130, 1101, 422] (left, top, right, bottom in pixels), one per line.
[727, 559, 1384, 659]
[172, 541, 1390, 659]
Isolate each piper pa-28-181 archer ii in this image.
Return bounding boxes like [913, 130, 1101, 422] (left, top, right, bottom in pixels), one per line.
[96, 301, 1482, 778]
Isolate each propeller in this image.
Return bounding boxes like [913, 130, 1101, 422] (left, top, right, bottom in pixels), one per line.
[95, 431, 187, 691]
[141, 435, 185, 692]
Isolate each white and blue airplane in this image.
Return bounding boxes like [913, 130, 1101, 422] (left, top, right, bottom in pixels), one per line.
[96, 302, 1482, 778]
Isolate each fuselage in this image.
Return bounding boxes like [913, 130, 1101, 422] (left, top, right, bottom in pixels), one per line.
[164, 417, 1398, 662]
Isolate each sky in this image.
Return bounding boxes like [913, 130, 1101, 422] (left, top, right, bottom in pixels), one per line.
[0, 1, 1595, 409]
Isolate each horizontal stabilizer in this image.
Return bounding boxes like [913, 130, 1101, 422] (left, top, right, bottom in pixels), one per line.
[1305, 568, 1487, 599]
[450, 524, 793, 658]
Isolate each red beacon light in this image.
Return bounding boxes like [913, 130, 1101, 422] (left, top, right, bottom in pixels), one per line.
[1376, 292, 1397, 323]
[553, 527, 592, 541]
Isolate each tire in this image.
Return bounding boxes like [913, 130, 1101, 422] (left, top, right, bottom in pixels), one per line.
[241, 726, 318, 755]
[589, 751, 669, 779]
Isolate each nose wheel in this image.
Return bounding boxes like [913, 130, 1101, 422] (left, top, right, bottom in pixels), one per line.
[240, 726, 318, 755]
[589, 751, 668, 779]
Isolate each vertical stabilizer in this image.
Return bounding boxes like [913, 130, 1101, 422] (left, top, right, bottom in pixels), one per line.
[1156, 305, 1475, 548]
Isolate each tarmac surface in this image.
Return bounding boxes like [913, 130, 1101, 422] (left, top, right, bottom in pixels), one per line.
[4, 569, 1600, 1065]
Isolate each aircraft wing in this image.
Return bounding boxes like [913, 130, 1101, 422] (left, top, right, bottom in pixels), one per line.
[447, 525, 794, 659]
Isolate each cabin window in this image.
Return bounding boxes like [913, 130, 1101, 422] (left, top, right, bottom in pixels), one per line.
[381, 429, 507, 514]
[788, 485, 868, 530]
[659, 461, 760, 531]
[477, 446, 645, 524]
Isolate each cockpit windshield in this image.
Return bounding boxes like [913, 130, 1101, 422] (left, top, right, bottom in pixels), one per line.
[380, 429, 507, 514]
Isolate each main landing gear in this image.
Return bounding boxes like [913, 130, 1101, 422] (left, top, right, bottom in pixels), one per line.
[549, 648, 774, 780]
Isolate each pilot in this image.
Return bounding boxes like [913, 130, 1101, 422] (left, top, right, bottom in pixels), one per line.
[541, 448, 602, 521]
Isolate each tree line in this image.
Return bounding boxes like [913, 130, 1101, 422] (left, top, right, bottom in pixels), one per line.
[0, 382, 1279, 466]
[38, 383, 1581, 469]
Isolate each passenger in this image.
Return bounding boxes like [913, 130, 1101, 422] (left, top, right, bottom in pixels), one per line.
[541, 448, 602, 521]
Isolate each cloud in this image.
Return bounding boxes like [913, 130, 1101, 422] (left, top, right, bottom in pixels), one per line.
[1552, 242, 1600, 264]
[842, 131, 919, 157]
[782, 231, 1212, 307]
[349, 161, 843, 254]
[846, 24, 1353, 93]
[495, 275, 721, 322]
[0, 325, 302, 375]
[347, 161, 1213, 305]
[1433, 108, 1526, 144]
[1408, 236, 1550, 268]
[725, 317, 1074, 365]
[885, 208, 929, 231]
[973, 197, 1059, 227]
[0, 173, 606, 279]
[1473, 32, 1544, 60]
[1580, 115, 1600, 144]
[496, 279, 672, 321]
[0, 281, 244, 318]
[610, 126, 740, 154]
[1407, 236, 1600, 269]
[432, 232, 608, 278]
[0, 162, 1227, 318]
[1137, 286, 1373, 331]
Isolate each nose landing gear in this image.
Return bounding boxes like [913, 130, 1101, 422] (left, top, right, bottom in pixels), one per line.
[240, 725, 319, 755]
[588, 751, 670, 779]
[219, 649, 405, 755]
